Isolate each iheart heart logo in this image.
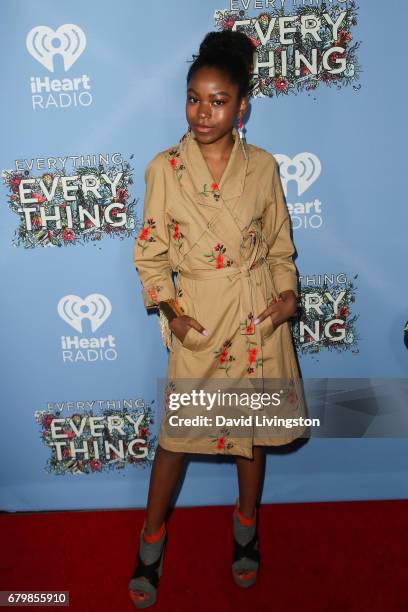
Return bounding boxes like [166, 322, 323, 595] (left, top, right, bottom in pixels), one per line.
[274, 153, 321, 197]
[58, 294, 112, 333]
[26, 24, 86, 72]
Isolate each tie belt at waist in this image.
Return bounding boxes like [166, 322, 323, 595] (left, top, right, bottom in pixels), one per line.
[177, 259, 268, 335]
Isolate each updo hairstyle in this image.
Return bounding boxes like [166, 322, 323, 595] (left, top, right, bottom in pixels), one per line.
[187, 30, 254, 99]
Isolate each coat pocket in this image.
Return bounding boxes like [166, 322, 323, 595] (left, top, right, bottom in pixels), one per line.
[172, 278, 209, 353]
[181, 326, 208, 352]
[171, 318, 208, 353]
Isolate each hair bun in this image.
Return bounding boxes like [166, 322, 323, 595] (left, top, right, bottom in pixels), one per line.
[187, 30, 255, 98]
[198, 31, 253, 72]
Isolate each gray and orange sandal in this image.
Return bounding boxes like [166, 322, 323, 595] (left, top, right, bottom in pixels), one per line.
[232, 502, 260, 588]
[128, 522, 166, 609]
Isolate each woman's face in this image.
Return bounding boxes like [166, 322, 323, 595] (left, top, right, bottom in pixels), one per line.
[186, 66, 247, 145]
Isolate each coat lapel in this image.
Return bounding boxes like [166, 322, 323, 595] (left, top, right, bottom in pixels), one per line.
[179, 126, 249, 208]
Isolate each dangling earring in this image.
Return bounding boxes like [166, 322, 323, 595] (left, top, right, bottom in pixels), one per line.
[237, 117, 248, 160]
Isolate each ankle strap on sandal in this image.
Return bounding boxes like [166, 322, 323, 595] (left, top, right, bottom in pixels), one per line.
[131, 553, 161, 589]
[232, 533, 260, 564]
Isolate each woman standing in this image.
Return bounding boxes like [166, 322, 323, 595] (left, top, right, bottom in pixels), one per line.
[130, 29, 307, 608]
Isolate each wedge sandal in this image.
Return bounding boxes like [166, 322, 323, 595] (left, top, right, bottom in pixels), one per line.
[129, 525, 166, 608]
[232, 504, 260, 588]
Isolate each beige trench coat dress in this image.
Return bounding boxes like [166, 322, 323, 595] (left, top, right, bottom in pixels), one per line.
[133, 127, 308, 458]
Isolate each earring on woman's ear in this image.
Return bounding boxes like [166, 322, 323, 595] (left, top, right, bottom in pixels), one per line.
[237, 118, 248, 160]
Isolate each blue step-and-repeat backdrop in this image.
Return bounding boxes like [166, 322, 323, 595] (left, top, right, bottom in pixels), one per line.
[1, 0, 407, 511]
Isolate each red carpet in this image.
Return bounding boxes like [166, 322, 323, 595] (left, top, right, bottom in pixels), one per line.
[1, 500, 407, 612]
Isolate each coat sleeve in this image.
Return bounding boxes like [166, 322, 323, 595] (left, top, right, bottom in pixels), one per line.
[133, 155, 176, 309]
[261, 155, 299, 297]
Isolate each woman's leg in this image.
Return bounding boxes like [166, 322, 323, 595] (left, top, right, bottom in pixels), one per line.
[232, 446, 265, 587]
[144, 444, 187, 534]
[234, 445, 265, 517]
[129, 445, 187, 606]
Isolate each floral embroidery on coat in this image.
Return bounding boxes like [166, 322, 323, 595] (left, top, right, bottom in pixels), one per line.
[137, 217, 156, 254]
[240, 320, 263, 374]
[214, 339, 236, 376]
[169, 218, 184, 250]
[199, 182, 220, 201]
[204, 243, 234, 269]
[240, 312, 255, 335]
[245, 337, 263, 375]
[167, 148, 185, 181]
[240, 312, 263, 374]
[209, 426, 234, 451]
[146, 285, 163, 306]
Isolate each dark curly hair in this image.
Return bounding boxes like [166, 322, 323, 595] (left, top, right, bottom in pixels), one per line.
[187, 30, 254, 99]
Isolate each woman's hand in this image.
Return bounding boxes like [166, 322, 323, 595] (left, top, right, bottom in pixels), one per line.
[254, 290, 298, 330]
[169, 315, 208, 343]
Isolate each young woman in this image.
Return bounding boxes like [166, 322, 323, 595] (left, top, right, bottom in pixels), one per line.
[129, 30, 307, 608]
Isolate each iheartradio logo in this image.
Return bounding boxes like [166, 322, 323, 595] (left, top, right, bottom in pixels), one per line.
[26, 24, 86, 72]
[274, 153, 321, 197]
